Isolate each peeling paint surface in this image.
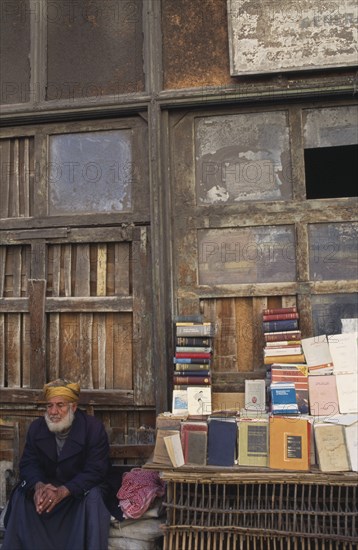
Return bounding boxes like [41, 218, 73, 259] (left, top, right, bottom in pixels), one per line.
[195, 111, 292, 204]
[228, 0, 357, 75]
[303, 105, 358, 148]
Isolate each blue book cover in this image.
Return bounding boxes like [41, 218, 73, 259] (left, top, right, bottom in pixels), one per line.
[270, 383, 299, 415]
[263, 319, 298, 332]
[207, 418, 237, 466]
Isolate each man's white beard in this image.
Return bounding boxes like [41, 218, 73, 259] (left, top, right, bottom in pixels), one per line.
[45, 407, 75, 433]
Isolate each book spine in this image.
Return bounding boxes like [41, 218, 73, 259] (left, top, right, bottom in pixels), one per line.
[175, 322, 213, 326]
[174, 370, 210, 377]
[174, 357, 210, 364]
[176, 337, 212, 347]
[262, 319, 298, 332]
[263, 307, 297, 315]
[264, 347, 302, 356]
[175, 352, 211, 359]
[173, 376, 211, 385]
[175, 347, 212, 353]
[265, 340, 301, 347]
[264, 331, 301, 342]
[174, 363, 211, 371]
[264, 354, 306, 365]
[176, 326, 214, 337]
[262, 313, 299, 321]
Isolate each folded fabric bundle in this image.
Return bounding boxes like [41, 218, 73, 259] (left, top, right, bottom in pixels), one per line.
[117, 468, 165, 519]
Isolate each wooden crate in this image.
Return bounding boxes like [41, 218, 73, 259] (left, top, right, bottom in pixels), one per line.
[161, 471, 358, 550]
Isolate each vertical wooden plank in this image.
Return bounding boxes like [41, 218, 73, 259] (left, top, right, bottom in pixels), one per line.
[63, 244, 72, 297]
[97, 244, 107, 296]
[79, 314, 93, 389]
[75, 244, 90, 296]
[22, 314, 31, 388]
[31, 242, 46, 279]
[0, 139, 10, 218]
[115, 243, 130, 295]
[252, 297, 268, 370]
[6, 313, 21, 387]
[0, 247, 6, 298]
[214, 298, 236, 372]
[113, 313, 133, 390]
[105, 313, 114, 390]
[28, 279, 46, 388]
[235, 297, 254, 372]
[10, 138, 20, 217]
[132, 227, 154, 405]
[23, 137, 30, 217]
[0, 314, 5, 386]
[97, 314, 106, 389]
[12, 247, 21, 297]
[48, 245, 61, 380]
[21, 245, 31, 297]
[60, 313, 81, 382]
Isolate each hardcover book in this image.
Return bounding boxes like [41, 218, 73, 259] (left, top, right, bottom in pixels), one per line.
[238, 419, 269, 467]
[163, 433, 185, 468]
[271, 365, 309, 414]
[264, 346, 302, 356]
[173, 375, 211, 385]
[175, 352, 211, 359]
[175, 346, 212, 354]
[187, 386, 212, 415]
[314, 423, 350, 472]
[270, 382, 299, 415]
[264, 330, 302, 342]
[176, 323, 215, 337]
[207, 418, 237, 467]
[263, 307, 297, 315]
[269, 417, 311, 471]
[174, 363, 210, 371]
[264, 353, 305, 365]
[262, 319, 299, 332]
[176, 337, 212, 347]
[301, 335, 334, 375]
[244, 379, 266, 412]
[263, 313, 299, 321]
[153, 429, 181, 466]
[180, 421, 208, 465]
[308, 374, 339, 418]
[174, 357, 210, 364]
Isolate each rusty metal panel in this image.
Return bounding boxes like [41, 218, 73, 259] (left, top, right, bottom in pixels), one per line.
[46, 0, 144, 100]
[195, 111, 292, 204]
[0, 0, 31, 104]
[303, 105, 358, 148]
[309, 223, 358, 281]
[228, 0, 357, 75]
[48, 130, 133, 215]
[198, 225, 296, 285]
[162, 0, 234, 89]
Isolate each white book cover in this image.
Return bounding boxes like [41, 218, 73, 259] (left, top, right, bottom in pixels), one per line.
[328, 332, 358, 375]
[336, 373, 358, 414]
[345, 421, 358, 472]
[187, 386, 212, 416]
[301, 335, 333, 374]
[163, 433, 185, 468]
[244, 379, 266, 412]
[172, 390, 188, 415]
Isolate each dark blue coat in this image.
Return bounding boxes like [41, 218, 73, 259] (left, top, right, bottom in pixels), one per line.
[19, 409, 111, 498]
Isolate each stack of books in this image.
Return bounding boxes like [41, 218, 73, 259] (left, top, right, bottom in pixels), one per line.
[173, 320, 214, 389]
[263, 306, 304, 365]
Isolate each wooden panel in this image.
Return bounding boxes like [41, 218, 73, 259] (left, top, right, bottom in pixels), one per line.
[0, 388, 135, 406]
[74, 244, 90, 296]
[22, 314, 31, 388]
[0, 247, 6, 297]
[6, 314, 21, 387]
[28, 280, 46, 388]
[0, 314, 4, 386]
[0, 137, 34, 218]
[113, 313, 133, 390]
[96, 244, 107, 296]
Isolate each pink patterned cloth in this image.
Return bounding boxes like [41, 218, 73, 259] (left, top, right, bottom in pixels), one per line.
[116, 468, 166, 519]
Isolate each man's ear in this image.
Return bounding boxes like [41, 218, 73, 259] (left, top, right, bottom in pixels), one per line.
[71, 402, 78, 413]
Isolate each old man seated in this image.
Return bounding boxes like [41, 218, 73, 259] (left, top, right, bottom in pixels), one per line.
[2, 378, 111, 550]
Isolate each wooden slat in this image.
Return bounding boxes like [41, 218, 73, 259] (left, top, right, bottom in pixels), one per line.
[0, 388, 135, 405]
[79, 314, 93, 388]
[45, 296, 133, 312]
[96, 244, 107, 296]
[0, 247, 6, 298]
[12, 246, 22, 297]
[22, 314, 31, 387]
[115, 242, 130, 294]
[75, 244, 90, 296]
[113, 313, 133, 390]
[48, 313, 60, 381]
[0, 298, 29, 312]
[97, 314, 106, 389]
[105, 313, 114, 389]
[6, 313, 21, 387]
[28, 279, 46, 388]
[63, 244, 72, 297]
[23, 138, 30, 217]
[0, 313, 5, 386]
[0, 139, 10, 218]
[60, 313, 81, 382]
[252, 296, 268, 369]
[215, 298, 236, 372]
[10, 139, 20, 217]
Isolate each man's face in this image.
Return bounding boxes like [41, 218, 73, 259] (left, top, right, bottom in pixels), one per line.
[45, 397, 77, 433]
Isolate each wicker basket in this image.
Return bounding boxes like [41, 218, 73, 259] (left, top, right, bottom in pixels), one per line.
[161, 471, 358, 550]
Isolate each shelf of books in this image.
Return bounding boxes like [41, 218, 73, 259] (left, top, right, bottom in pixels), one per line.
[148, 309, 357, 547]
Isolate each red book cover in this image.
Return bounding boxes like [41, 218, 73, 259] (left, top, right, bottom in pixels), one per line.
[263, 307, 297, 315]
[262, 313, 299, 321]
[264, 331, 301, 342]
[180, 421, 208, 465]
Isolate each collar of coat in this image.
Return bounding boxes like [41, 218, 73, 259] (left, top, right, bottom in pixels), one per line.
[34, 409, 87, 463]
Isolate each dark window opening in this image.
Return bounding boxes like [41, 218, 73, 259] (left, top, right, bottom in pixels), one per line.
[304, 144, 358, 199]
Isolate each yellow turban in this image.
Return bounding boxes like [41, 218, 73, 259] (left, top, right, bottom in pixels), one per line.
[43, 379, 80, 402]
